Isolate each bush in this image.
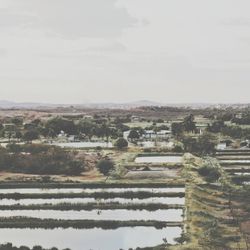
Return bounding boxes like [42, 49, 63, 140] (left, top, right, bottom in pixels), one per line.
[172, 144, 184, 153]
[114, 138, 128, 149]
[96, 160, 114, 176]
[198, 161, 221, 182]
[0, 144, 84, 176]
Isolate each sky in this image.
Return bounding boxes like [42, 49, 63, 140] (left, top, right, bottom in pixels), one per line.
[0, 0, 250, 104]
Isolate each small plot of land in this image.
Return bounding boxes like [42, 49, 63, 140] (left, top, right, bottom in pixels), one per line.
[125, 169, 181, 179]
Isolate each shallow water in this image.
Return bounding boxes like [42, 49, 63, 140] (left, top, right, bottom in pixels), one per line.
[0, 227, 182, 250]
[135, 156, 182, 163]
[0, 196, 185, 206]
[0, 209, 183, 221]
[220, 160, 250, 163]
[234, 172, 250, 175]
[0, 187, 185, 194]
[52, 142, 113, 148]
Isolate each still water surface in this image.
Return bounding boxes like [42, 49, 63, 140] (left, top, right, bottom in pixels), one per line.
[0, 227, 182, 250]
[0, 209, 183, 221]
[135, 156, 182, 163]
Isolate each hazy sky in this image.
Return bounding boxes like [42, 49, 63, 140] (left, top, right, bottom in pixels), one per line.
[0, 0, 250, 104]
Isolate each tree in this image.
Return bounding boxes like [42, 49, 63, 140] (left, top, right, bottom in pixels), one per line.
[23, 130, 39, 142]
[197, 133, 217, 155]
[128, 129, 140, 141]
[115, 138, 128, 149]
[3, 124, 17, 142]
[45, 117, 77, 136]
[78, 119, 95, 140]
[15, 130, 23, 141]
[182, 136, 198, 153]
[182, 133, 217, 156]
[171, 122, 183, 137]
[96, 160, 114, 176]
[183, 114, 196, 133]
[11, 117, 23, 126]
[207, 120, 225, 133]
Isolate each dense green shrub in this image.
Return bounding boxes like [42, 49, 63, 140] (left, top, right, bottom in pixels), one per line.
[96, 159, 114, 176]
[114, 138, 128, 149]
[0, 144, 84, 175]
[0, 243, 70, 250]
[198, 161, 221, 182]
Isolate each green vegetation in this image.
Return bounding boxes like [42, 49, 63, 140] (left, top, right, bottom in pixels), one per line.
[96, 159, 115, 176]
[198, 159, 221, 182]
[182, 133, 217, 156]
[0, 144, 84, 175]
[0, 243, 70, 250]
[0, 217, 183, 229]
[0, 202, 183, 211]
[0, 191, 185, 200]
[114, 137, 128, 149]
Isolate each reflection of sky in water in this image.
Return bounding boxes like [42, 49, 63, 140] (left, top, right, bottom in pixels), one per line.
[0, 187, 185, 194]
[234, 172, 250, 175]
[135, 156, 182, 163]
[220, 160, 250, 163]
[53, 142, 113, 148]
[1, 209, 183, 221]
[0, 196, 185, 205]
[0, 227, 182, 250]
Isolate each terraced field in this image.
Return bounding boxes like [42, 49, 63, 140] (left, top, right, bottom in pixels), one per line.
[0, 184, 185, 250]
[216, 149, 250, 185]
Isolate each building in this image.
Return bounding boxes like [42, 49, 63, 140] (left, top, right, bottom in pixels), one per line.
[131, 116, 141, 122]
[83, 115, 93, 120]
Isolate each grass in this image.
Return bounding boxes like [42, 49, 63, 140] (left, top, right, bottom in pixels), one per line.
[175, 154, 250, 250]
[0, 202, 184, 211]
[0, 191, 185, 200]
[0, 182, 185, 189]
[0, 217, 183, 229]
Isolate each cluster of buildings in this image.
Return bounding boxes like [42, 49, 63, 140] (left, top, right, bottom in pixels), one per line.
[123, 129, 172, 141]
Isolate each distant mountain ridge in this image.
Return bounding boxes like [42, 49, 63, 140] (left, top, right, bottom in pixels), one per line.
[0, 100, 162, 109]
[0, 100, 249, 109]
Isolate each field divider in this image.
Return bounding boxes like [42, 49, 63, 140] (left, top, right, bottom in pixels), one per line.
[0, 217, 184, 229]
[0, 191, 185, 200]
[0, 202, 184, 211]
[0, 183, 185, 189]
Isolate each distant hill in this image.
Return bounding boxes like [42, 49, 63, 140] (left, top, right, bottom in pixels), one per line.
[0, 100, 249, 110]
[0, 100, 163, 109]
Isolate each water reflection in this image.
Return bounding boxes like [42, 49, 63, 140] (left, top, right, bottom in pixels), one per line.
[135, 156, 182, 163]
[0, 227, 182, 250]
[0, 209, 183, 221]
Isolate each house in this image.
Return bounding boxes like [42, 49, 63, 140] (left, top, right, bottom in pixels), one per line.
[123, 130, 131, 140]
[235, 113, 243, 119]
[131, 116, 141, 122]
[216, 143, 227, 150]
[3, 123, 16, 130]
[83, 115, 93, 120]
[156, 130, 171, 138]
[57, 130, 68, 142]
[144, 130, 156, 139]
[216, 140, 233, 150]
[143, 130, 171, 140]
[196, 123, 210, 135]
